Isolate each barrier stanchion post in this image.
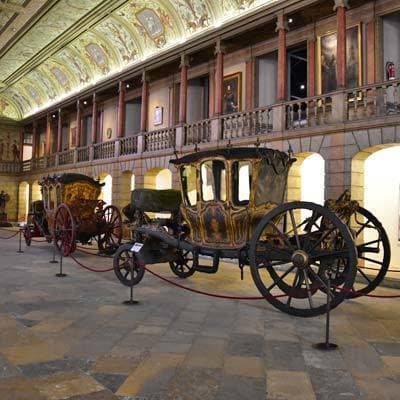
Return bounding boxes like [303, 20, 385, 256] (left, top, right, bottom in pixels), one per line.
[55, 253, 67, 278]
[17, 229, 23, 253]
[49, 245, 58, 264]
[313, 272, 338, 351]
[123, 250, 139, 306]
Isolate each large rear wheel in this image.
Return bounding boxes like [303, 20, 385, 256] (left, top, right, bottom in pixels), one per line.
[98, 205, 123, 255]
[54, 204, 76, 257]
[249, 201, 357, 317]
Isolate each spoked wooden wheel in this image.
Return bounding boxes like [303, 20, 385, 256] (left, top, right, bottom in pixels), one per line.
[249, 201, 357, 317]
[347, 207, 390, 297]
[113, 243, 145, 287]
[98, 205, 122, 255]
[53, 204, 76, 257]
[169, 249, 196, 278]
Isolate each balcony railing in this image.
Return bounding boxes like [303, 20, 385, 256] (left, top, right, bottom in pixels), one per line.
[286, 95, 332, 130]
[184, 120, 211, 145]
[222, 107, 273, 140]
[93, 140, 115, 160]
[144, 128, 175, 152]
[120, 135, 138, 156]
[16, 79, 400, 175]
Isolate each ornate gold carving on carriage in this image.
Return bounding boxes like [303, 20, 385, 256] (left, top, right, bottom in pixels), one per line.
[23, 173, 122, 257]
[113, 148, 390, 317]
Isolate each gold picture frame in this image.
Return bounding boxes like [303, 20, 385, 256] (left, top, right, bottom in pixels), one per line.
[223, 72, 242, 114]
[316, 24, 362, 95]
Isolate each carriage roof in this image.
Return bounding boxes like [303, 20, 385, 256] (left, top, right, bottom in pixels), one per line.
[39, 173, 104, 188]
[170, 147, 293, 167]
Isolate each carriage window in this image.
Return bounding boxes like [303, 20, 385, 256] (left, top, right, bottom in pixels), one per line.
[255, 159, 287, 206]
[232, 161, 252, 205]
[201, 160, 227, 202]
[181, 165, 197, 206]
[49, 187, 57, 210]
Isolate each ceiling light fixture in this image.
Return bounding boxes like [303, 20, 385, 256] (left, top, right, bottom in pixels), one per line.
[288, 18, 293, 23]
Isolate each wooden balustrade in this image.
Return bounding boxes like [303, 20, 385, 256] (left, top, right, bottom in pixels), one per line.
[346, 80, 400, 121]
[0, 161, 22, 173]
[46, 154, 56, 168]
[222, 108, 272, 140]
[184, 120, 211, 146]
[119, 136, 138, 156]
[93, 140, 116, 160]
[144, 128, 175, 152]
[77, 146, 90, 162]
[286, 95, 332, 130]
[59, 150, 74, 166]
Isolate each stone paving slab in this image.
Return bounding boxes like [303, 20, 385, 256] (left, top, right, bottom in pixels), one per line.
[0, 238, 399, 399]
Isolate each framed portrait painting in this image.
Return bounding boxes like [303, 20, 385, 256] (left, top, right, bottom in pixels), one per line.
[223, 72, 242, 114]
[317, 25, 361, 94]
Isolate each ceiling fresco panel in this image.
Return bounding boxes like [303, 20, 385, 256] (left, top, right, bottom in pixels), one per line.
[0, 96, 21, 120]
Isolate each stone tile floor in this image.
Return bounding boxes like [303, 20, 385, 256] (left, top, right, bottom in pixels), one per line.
[0, 236, 399, 399]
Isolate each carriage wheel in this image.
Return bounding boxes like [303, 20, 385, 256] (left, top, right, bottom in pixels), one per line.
[113, 243, 145, 287]
[53, 204, 76, 257]
[169, 249, 196, 278]
[249, 201, 357, 317]
[347, 207, 390, 297]
[98, 205, 123, 255]
[23, 224, 32, 246]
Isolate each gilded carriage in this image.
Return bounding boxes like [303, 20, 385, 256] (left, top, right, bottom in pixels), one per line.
[23, 173, 122, 256]
[114, 148, 390, 317]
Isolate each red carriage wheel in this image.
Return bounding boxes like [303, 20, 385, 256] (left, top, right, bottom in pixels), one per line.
[98, 205, 123, 255]
[53, 204, 76, 257]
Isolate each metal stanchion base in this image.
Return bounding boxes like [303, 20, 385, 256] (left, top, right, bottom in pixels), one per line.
[17, 250, 24, 253]
[55, 273, 67, 278]
[122, 299, 139, 305]
[313, 342, 338, 351]
[49, 259, 58, 264]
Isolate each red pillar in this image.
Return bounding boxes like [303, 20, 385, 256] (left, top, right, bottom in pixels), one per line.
[334, 0, 349, 89]
[140, 71, 148, 132]
[91, 93, 98, 144]
[32, 121, 38, 159]
[45, 115, 51, 155]
[308, 39, 316, 97]
[214, 40, 224, 115]
[117, 81, 126, 138]
[245, 57, 254, 110]
[366, 19, 376, 84]
[276, 13, 288, 102]
[209, 65, 215, 117]
[76, 100, 82, 147]
[179, 54, 189, 124]
[57, 108, 62, 152]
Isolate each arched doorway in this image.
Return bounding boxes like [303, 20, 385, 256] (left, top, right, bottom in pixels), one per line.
[31, 181, 41, 202]
[119, 171, 134, 208]
[144, 168, 172, 190]
[18, 182, 29, 222]
[99, 173, 112, 206]
[353, 146, 400, 273]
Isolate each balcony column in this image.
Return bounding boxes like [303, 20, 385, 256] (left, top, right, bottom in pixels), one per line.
[140, 71, 148, 133]
[308, 38, 316, 97]
[366, 18, 376, 84]
[57, 108, 62, 153]
[245, 56, 254, 110]
[179, 54, 189, 124]
[91, 93, 98, 144]
[76, 100, 82, 147]
[334, 0, 349, 89]
[19, 129, 24, 161]
[45, 114, 51, 155]
[276, 12, 289, 102]
[117, 81, 126, 138]
[32, 121, 38, 159]
[214, 39, 225, 116]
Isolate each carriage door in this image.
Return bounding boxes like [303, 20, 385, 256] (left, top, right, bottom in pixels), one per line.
[230, 160, 251, 246]
[199, 160, 231, 246]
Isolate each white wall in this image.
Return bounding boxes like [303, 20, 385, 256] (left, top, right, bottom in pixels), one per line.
[364, 146, 400, 268]
[102, 100, 118, 141]
[383, 12, 400, 80]
[257, 52, 278, 107]
[301, 154, 325, 205]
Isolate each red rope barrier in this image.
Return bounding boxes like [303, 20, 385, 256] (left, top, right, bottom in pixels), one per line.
[0, 230, 20, 240]
[69, 254, 114, 273]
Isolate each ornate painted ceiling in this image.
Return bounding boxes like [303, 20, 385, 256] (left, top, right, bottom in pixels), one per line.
[0, 0, 278, 121]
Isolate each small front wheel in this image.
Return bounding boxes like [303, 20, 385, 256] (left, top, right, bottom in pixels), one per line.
[249, 201, 357, 317]
[113, 243, 145, 287]
[169, 249, 196, 278]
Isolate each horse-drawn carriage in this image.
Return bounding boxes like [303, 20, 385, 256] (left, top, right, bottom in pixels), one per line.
[23, 173, 122, 256]
[112, 147, 390, 317]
